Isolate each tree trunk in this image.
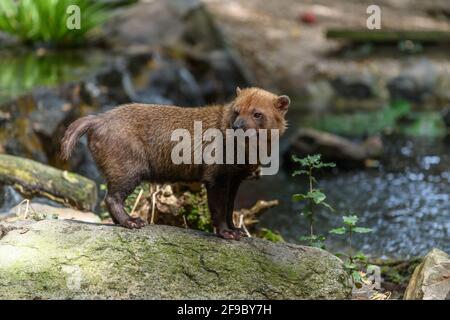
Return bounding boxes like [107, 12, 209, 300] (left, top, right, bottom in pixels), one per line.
[0, 154, 97, 211]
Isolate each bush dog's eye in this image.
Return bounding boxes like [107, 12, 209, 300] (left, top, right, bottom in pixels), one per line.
[253, 112, 262, 119]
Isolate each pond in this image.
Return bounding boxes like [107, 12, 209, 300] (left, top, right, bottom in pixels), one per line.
[0, 49, 113, 104]
[239, 106, 450, 259]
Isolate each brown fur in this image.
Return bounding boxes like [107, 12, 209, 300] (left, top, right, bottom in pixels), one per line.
[61, 87, 290, 240]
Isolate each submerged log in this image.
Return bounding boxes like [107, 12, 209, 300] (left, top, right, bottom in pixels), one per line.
[0, 154, 97, 211]
[285, 128, 383, 169]
[0, 219, 351, 299]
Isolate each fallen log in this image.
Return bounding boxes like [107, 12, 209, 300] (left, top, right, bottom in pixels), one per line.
[285, 128, 382, 169]
[326, 29, 450, 44]
[0, 154, 97, 211]
[0, 219, 352, 299]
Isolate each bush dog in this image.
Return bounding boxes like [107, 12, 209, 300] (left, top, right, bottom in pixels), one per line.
[61, 87, 290, 240]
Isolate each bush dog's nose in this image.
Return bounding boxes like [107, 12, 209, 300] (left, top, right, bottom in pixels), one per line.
[232, 118, 245, 130]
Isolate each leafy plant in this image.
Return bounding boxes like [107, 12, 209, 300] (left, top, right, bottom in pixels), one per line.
[257, 228, 284, 243]
[330, 214, 373, 287]
[0, 0, 112, 47]
[180, 189, 212, 232]
[124, 183, 149, 214]
[291, 154, 335, 248]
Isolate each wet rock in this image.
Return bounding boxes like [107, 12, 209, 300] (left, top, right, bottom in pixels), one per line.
[387, 60, 438, 103]
[0, 96, 49, 163]
[0, 219, 352, 299]
[331, 73, 376, 99]
[195, 49, 251, 102]
[125, 51, 153, 76]
[7, 203, 101, 224]
[286, 128, 383, 168]
[95, 65, 136, 104]
[68, 137, 103, 184]
[141, 62, 204, 106]
[29, 91, 72, 137]
[404, 248, 450, 300]
[0, 186, 23, 215]
[107, 0, 252, 102]
[441, 106, 450, 129]
[133, 91, 173, 105]
[300, 80, 334, 111]
[168, 0, 202, 17]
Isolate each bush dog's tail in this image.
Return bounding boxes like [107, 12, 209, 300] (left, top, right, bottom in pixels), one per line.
[60, 115, 98, 160]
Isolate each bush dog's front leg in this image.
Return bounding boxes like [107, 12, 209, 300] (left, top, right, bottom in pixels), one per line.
[206, 178, 240, 240]
[226, 176, 246, 239]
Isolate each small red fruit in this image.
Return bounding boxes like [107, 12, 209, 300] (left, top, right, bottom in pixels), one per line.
[300, 12, 316, 24]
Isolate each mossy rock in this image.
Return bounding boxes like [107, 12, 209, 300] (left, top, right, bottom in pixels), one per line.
[0, 220, 351, 299]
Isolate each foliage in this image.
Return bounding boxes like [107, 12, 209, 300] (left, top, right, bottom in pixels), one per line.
[329, 214, 373, 287]
[180, 189, 212, 232]
[291, 154, 335, 248]
[124, 183, 150, 214]
[0, 0, 112, 47]
[291, 154, 376, 288]
[257, 228, 285, 243]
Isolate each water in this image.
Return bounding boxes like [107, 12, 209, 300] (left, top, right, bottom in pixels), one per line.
[0, 49, 112, 104]
[239, 133, 450, 259]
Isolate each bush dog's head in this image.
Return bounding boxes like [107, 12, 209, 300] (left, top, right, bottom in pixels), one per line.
[231, 87, 290, 135]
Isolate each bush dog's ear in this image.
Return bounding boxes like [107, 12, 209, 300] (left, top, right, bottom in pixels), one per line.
[276, 95, 290, 114]
[236, 86, 242, 96]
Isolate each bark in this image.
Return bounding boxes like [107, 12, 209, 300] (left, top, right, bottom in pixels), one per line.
[0, 154, 97, 211]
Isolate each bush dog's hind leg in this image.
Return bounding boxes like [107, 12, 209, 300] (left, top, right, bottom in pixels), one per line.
[105, 176, 146, 229]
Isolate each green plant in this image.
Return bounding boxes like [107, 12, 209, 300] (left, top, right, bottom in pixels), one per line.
[0, 0, 112, 47]
[180, 189, 212, 232]
[330, 214, 373, 287]
[125, 183, 149, 214]
[257, 228, 284, 243]
[291, 154, 335, 248]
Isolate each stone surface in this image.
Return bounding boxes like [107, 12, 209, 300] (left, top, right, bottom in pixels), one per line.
[331, 73, 376, 99]
[7, 203, 101, 224]
[0, 219, 352, 299]
[404, 248, 450, 300]
[29, 90, 74, 139]
[387, 60, 438, 103]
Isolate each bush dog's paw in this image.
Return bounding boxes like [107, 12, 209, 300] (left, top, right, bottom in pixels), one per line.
[217, 229, 241, 240]
[230, 228, 247, 239]
[121, 217, 146, 229]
